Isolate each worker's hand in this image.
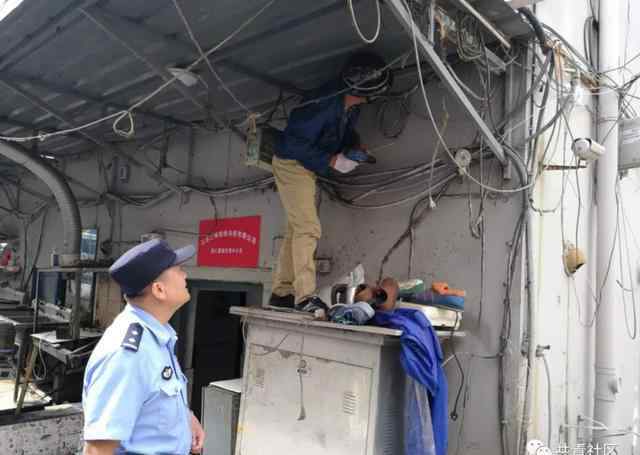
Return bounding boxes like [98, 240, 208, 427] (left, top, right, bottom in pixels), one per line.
[331, 153, 359, 174]
[344, 148, 376, 164]
[190, 412, 205, 453]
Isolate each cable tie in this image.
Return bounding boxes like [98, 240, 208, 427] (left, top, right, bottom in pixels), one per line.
[113, 111, 135, 138]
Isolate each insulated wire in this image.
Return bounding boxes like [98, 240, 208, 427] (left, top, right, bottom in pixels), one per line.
[348, 0, 382, 44]
[617, 188, 638, 340]
[0, 0, 278, 143]
[406, 1, 534, 195]
[171, 0, 250, 113]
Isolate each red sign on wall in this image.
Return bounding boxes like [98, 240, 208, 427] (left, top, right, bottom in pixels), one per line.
[197, 216, 261, 268]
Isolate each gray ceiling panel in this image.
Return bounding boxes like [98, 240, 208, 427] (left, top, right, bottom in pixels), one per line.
[0, 0, 529, 166]
[0, 0, 71, 56]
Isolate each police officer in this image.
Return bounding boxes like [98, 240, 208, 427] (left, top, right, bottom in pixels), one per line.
[269, 51, 393, 311]
[82, 239, 205, 455]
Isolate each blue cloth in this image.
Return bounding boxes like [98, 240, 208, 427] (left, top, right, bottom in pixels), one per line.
[83, 304, 192, 455]
[109, 239, 195, 297]
[373, 308, 448, 455]
[401, 290, 465, 312]
[329, 302, 375, 325]
[276, 82, 361, 175]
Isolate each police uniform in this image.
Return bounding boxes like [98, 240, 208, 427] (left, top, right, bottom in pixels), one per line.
[82, 239, 196, 455]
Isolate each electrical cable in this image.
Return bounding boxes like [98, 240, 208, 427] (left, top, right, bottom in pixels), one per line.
[0, 0, 278, 143]
[376, 179, 452, 281]
[529, 49, 555, 171]
[427, 101, 449, 207]
[517, 7, 551, 55]
[171, 0, 250, 113]
[325, 171, 457, 210]
[22, 206, 48, 291]
[448, 312, 464, 421]
[405, 0, 535, 195]
[617, 187, 638, 340]
[348, 0, 382, 44]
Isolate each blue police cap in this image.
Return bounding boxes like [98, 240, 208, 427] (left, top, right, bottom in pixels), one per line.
[109, 239, 195, 297]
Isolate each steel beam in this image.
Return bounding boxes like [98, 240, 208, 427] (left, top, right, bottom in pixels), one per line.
[447, 0, 511, 49]
[385, 0, 506, 164]
[2, 72, 195, 128]
[220, 60, 305, 96]
[2, 176, 54, 204]
[82, 6, 305, 96]
[80, 7, 250, 140]
[0, 78, 184, 195]
[0, 116, 46, 132]
[79, 8, 208, 116]
[0, 0, 103, 72]
[208, 1, 349, 65]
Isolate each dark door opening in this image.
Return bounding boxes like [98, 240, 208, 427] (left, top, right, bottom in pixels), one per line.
[171, 281, 262, 420]
[190, 290, 244, 419]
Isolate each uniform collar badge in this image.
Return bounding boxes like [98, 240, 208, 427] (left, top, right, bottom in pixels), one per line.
[162, 366, 173, 380]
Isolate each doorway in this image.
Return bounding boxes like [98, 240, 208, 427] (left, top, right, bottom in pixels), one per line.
[171, 281, 262, 420]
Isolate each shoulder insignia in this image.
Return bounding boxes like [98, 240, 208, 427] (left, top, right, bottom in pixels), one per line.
[121, 323, 143, 352]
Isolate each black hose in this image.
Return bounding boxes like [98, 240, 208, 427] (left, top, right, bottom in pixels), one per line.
[518, 7, 551, 54]
[497, 51, 552, 131]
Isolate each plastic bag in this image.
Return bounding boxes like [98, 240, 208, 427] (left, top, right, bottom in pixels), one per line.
[405, 376, 436, 455]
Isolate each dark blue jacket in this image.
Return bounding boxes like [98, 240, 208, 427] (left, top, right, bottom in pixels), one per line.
[373, 308, 449, 455]
[276, 83, 361, 175]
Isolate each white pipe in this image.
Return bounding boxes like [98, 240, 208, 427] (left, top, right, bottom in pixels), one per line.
[594, 0, 622, 441]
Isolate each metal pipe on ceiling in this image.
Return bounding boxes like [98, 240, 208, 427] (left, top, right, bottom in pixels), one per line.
[0, 141, 80, 261]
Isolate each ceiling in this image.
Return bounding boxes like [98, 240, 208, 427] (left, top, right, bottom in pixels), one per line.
[0, 0, 532, 175]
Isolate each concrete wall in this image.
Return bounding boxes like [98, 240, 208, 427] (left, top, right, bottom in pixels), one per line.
[0, 61, 529, 453]
[529, 1, 640, 454]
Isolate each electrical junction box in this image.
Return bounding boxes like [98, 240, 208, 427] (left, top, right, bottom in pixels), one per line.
[619, 117, 640, 170]
[230, 307, 406, 455]
[315, 257, 332, 275]
[245, 126, 279, 172]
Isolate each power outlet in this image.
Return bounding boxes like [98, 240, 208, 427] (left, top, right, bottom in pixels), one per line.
[315, 258, 332, 275]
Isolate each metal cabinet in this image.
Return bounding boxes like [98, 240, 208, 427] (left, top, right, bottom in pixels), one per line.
[202, 378, 242, 455]
[231, 308, 406, 455]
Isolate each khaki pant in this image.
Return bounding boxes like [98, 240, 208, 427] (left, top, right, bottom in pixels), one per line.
[271, 156, 321, 303]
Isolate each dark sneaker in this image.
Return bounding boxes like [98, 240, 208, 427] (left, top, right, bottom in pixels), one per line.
[269, 293, 295, 308]
[294, 296, 330, 314]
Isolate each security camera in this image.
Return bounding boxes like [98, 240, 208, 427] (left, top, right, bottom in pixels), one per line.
[571, 138, 605, 161]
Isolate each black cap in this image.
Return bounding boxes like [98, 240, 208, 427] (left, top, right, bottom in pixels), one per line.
[109, 239, 195, 297]
[341, 51, 393, 97]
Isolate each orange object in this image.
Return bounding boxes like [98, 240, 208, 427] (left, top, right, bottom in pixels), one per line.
[431, 281, 466, 297]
